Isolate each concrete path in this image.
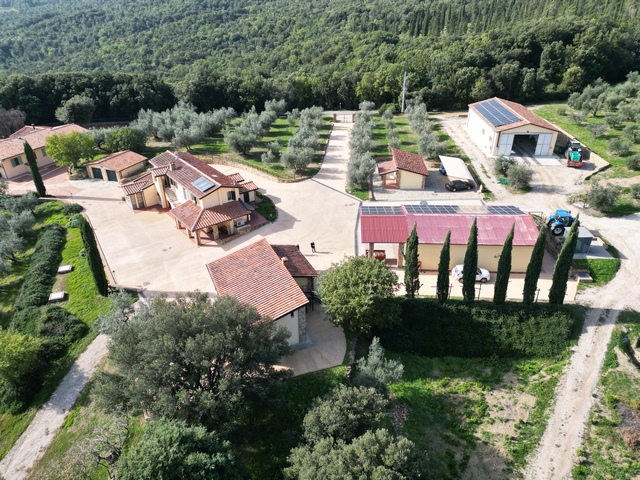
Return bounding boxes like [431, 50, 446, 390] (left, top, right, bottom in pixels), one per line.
[0, 335, 110, 480]
[313, 122, 353, 194]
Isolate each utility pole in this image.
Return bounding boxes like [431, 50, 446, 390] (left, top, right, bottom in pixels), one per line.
[401, 71, 408, 113]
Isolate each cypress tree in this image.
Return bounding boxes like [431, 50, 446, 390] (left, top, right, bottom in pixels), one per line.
[436, 230, 451, 303]
[493, 223, 514, 305]
[23, 141, 47, 197]
[79, 215, 109, 296]
[403, 223, 421, 298]
[523, 226, 546, 304]
[548, 215, 580, 305]
[462, 217, 478, 303]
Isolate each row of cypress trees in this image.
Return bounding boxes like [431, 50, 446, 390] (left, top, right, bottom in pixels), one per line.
[403, 216, 580, 305]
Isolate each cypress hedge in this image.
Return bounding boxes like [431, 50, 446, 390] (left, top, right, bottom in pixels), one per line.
[523, 226, 546, 304]
[377, 299, 577, 358]
[549, 216, 580, 305]
[13, 223, 66, 311]
[79, 215, 108, 296]
[23, 141, 46, 197]
[493, 223, 514, 305]
[436, 230, 451, 303]
[462, 217, 478, 303]
[403, 224, 420, 299]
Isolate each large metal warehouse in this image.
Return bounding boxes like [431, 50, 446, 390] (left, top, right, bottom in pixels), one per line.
[467, 97, 559, 157]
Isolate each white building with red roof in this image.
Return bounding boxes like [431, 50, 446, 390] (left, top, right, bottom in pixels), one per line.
[122, 151, 261, 245]
[360, 204, 539, 272]
[0, 124, 88, 179]
[206, 238, 317, 345]
[467, 97, 559, 157]
[376, 148, 429, 189]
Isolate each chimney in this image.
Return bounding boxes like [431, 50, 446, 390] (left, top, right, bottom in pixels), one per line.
[170, 162, 176, 171]
[281, 256, 288, 265]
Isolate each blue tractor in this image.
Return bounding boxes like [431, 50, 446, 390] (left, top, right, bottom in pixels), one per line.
[546, 209, 576, 236]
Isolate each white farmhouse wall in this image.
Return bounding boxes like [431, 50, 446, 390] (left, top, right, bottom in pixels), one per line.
[275, 309, 301, 346]
[466, 109, 495, 156]
[399, 170, 425, 189]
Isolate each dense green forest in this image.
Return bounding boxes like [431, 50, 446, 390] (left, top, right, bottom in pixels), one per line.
[0, 0, 639, 122]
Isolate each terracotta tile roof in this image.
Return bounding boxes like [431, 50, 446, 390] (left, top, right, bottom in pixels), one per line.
[239, 181, 258, 193]
[390, 148, 429, 176]
[121, 172, 154, 195]
[168, 200, 252, 231]
[206, 238, 309, 321]
[469, 97, 558, 133]
[229, 173, 244, 183]
[149, 151, 240, 199]
[0, 124, 88, 161]
[271, 245, 318, 278]
[377, 159, 397, 175]
[9, 126, 52, 138]
[150, 165, 170, 177]
[85, 150, 147, 172]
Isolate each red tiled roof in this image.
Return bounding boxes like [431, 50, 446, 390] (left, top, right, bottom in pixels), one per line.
[229, 173, 244, 183]
[150, 165, 170, 177]
[206, 239, 309, 321]
[360, 207, 539, 246]
[376, 159, 397, 176]
[390, 148, 429, 176]
[239, 181, 258, 193]
[168, 200, 251, 231]
[0, 124, 88, 161]
[149, 151, 241, 200]
[121, 172, 154, 195]
[9, 126, 52, 138]
[469, 97, 558, 133]
[271, 245, 318, 278]
[85, 150, 147, 172]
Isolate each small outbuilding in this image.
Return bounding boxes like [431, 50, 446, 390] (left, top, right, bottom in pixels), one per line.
[377, 148, 429, 189]
[85, 150, 147, 182]
[467, 97, 559, 157]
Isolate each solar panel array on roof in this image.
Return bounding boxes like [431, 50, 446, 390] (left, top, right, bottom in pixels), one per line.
[192, 177, 214, 192]
[403, 204, 524, 215]
[361, 206, 403, 215]
[475, 99, 521, 127]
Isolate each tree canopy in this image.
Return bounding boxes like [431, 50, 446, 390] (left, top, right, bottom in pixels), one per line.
[44, 132, 97, 172]
[96, 293, 291, 432]
[317, 256, 401, 338]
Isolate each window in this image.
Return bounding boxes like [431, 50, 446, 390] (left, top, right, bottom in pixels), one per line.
[10, 156, 23, 167]
[227, 191, 236, 201]
[41, 149, 47, 158]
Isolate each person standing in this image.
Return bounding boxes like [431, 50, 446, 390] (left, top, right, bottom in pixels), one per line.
[310, 242, 316, 253]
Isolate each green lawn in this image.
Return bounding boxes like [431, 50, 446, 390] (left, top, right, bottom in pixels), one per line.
[0, 201, 111, 461]
[573, 258, 621, 287]
[572, 310, 640, 479]
[535, 105, 640, 179]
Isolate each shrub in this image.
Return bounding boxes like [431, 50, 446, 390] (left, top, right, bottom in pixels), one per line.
[493, 156, 516, 176]
[556, 106, 567, 116]
[66, 213, 83, 228]
[586, 122, 607, 139]
[588, 183, 621, 212]
[353, 337, 403, 391]
[377, 299, 577, 358]
[359, 101, 376, 111]
[104, 127, 146, 154]
[608, 138, 632, 155]
[63, 202, 84, 215]
[625, 155, 640, 171]
[379, 104, 396, 116]
[267, 140, 281, 157]
[13, 224, 66, 311]
[507, 163, 534, 190]
[630, 183, 640, 199]
[261, 151, 275, 165]
[568, 112, 586, 124]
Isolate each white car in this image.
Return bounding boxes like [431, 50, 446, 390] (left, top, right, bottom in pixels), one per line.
[451, 265, 490, 283]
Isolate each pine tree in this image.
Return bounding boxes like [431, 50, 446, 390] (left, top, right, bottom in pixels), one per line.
[403, 224, 421, 298]
[23, 142, 46, 197]
[523, 226, 546, 304]
[548, 216, 580, 305]
[462, 218, 478, 303]
[436, 230, 451, 303]
[79, 215, 109, 296]
[493, 223, 514, 305]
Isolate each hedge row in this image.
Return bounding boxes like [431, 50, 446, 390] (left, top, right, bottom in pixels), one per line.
[13, 223, 66, 312]
[377, 299, 578, 359]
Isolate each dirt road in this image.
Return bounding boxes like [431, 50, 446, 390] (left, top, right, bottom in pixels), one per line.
[0, 335, 110, 480]
[437, 116, 640, 479]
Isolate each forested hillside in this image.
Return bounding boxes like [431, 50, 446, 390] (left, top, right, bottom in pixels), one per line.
[0, 0, 639, 121]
